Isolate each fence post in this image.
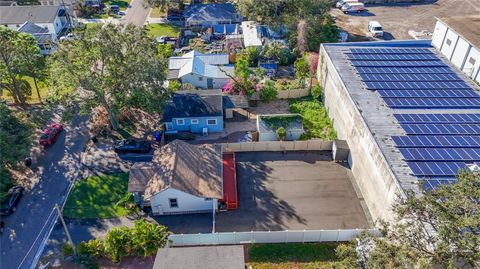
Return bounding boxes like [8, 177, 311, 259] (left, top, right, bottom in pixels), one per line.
[251, 231, 255, 243]
[234, 231, 237, 243]
[302, 230, 306, 243]
[285, 230, 288, 243]
[319, 230, 323, 242]
[336, 229, 340, 242]
[181, 234, 184, 246]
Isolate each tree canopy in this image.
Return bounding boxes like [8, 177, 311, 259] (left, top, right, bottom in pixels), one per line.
[48, 24, 169, 130]
[335, 170, 480, 269]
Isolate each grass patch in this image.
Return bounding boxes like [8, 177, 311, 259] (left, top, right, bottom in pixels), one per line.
[0, 76, 48, 104]
[63, 173, 130, 219]
[289, 96, 337, 141]
[146, 23, 181, 38]
[248, 243, 339, 269]
[150, 7, 167, 18]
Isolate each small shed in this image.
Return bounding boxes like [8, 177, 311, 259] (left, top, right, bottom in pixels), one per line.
[257, 114, 304, 141]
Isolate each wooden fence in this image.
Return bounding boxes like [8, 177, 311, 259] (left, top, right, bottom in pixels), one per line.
[277, 88, 310, 99]
[221, 140, 333, 152]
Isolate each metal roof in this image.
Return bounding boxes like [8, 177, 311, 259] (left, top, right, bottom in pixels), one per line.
[168, 50, 233, 79]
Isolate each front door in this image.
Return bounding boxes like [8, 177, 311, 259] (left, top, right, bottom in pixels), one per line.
[207, 78, 214, 89]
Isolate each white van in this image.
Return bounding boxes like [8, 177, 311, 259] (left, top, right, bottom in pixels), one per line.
[342, 2, 365, 13]
[336, 0, 358, 9]
[368, 21, 383, 37]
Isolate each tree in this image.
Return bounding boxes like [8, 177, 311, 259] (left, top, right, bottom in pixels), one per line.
[0, 27, 39, 107]
[0, 103, 33, 200]
[103, 226, 132, 262]
[49, 24, 169, 130]
[335, 170, 480, 269]
[258, 80, 277, 102]
[294, 53, 309, 87]
[131, 219, 169, 257]
[222, 53, 264, 97]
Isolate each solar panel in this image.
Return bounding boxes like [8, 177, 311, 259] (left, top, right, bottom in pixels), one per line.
[392, 135, 480, 148]
[394, 114, 480, 124]
[422, 178, 457, 191]
[347, 53, 439, 61]
[350, 48, 434, 54]
[378, 90, 480, 98]
[355, 67, 454, 74]
[365, 81, 471, 90]
[400, 148, 480, 161]
[352, 60, 447, 67]
[407, 162, 467, 176]
[401, 124, 480, 135]
[360, 73, 461, 82]
[384, 98, 480, 109]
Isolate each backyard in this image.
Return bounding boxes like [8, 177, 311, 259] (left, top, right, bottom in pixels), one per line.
[0, 76, 48, 104]
[63, 173, 130, 219]
[146, 23, 181, 38]
[289, 96, 337, 140]
[248, 243, 339, 269]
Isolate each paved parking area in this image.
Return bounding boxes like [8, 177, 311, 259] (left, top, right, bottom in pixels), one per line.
[332, 0, 479, 40]
[215, 151, 369, 231]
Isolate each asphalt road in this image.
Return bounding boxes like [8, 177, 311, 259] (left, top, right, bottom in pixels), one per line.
[121, 0, 150, 26]
[0, 114, 90, 269]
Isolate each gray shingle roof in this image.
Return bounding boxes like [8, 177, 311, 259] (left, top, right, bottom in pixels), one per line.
[184, 3, 239, 23]
[0, 5, 61, 25]
[18, 21, 49, 34]
[163, 93, 223, 122]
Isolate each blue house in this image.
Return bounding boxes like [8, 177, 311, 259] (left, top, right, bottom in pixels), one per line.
[163, 93, 224, 134]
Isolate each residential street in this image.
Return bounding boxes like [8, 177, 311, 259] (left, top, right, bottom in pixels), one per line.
[0, 114, 90, 269]
[121, 0, 150, 26]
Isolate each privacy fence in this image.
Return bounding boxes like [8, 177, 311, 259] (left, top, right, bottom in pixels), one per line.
[169, 228, 379, 246]
[222, 140, 333, 152]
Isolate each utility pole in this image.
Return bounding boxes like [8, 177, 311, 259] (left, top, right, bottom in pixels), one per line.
[55, 204, 76, 255]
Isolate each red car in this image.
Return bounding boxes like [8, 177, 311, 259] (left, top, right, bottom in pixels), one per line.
[39, 123, 63, 146]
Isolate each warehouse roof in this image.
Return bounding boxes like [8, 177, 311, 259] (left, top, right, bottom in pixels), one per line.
[321, 40, 480, 191]
[0, 5, 62, 25]
[437, 15, 480, 50]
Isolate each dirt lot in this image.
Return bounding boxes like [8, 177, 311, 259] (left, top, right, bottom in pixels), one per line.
[332, 0, 480, 40]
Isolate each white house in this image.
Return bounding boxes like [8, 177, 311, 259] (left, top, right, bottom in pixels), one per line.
[167, 50, 234, 89]
[128, 140, 223, 216]
[0, 5, 71, 54]
[432, 15, 480, 84]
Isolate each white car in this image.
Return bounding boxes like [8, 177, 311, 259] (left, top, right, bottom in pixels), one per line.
[336, 0, 358, 9]
[342, 2, 365, 13]
[368, 21, 384, 37]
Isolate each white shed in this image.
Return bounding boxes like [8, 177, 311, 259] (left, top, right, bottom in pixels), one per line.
[128, 140, 223, 215]
[432, 16, 480, 84]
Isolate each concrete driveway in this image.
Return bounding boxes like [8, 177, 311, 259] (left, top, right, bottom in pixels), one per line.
[216, 151, 370, 232]
[0, 114, 90, 269]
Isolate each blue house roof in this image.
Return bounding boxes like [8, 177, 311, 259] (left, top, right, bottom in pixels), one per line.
[163, 94, 223, 122]
[184, 3, 238, 23]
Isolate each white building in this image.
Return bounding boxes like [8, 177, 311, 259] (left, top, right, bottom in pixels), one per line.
[432, 15, 480, 84]
[0, 5, 71, 54]
[167, 51, 234, 89]
[128, 140, 223, 216]
[241, 21, 263, 48]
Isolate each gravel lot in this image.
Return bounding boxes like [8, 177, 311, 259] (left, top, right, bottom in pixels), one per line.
[331, 0, 480, 40]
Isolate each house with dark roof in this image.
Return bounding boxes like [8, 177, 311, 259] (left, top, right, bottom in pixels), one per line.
[128, 140, 223, 215]
[163, 93, 224, 134]
[183, 3, 241, 28]
[0, 5, 71, 54]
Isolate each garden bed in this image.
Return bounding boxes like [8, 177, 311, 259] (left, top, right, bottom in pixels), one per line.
[289, 96, 336, 140]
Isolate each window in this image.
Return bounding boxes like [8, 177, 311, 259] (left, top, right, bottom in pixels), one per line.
[198, 77, 203, 81]
[446, 38, 452, 46]
[204, 198, 212, 201]
[191, 119, 199, 124]
[169, 198, 178, 208]
[165, 122, 173, 130]
[207, 119, 217, 125]
[176, 119, 185, 125]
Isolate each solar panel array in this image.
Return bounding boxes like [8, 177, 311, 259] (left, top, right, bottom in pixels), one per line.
[348, 47, 480, 109]
[347, 47, 480, 190]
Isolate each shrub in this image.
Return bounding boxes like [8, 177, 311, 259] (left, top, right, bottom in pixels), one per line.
[77, 239, 104, 257]
[62, 243, 74, 257]
[276, 127, 287, 141]
[167, 80, 181, 92]
[311, 85, 323, 101]
[259, 80, 278, 102]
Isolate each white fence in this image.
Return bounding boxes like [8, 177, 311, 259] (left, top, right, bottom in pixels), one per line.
[169, 229, 379, 246]
[222, 140, 333, 152]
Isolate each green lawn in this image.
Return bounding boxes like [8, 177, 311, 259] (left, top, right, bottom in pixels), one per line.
[248, 243, 339, 269]
[289, 96, 337, 140]
[0, 76, 48, 104]
[150, 7, 167, 18]
[146, 23, 181, 38]
[63, 173, 130, 219]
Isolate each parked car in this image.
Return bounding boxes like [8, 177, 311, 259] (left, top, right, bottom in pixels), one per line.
[39, 123, 63, 146]
[0, 186, 24, 216]
[164, 131, 196, 141]
[368, 21, 384, 37]
[109, 4, 120, 13]
[117, 10, 126, 16]
[336, 0, 358, 8]
[342, 2, 365, 13]
[114, 139, 151, 154]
